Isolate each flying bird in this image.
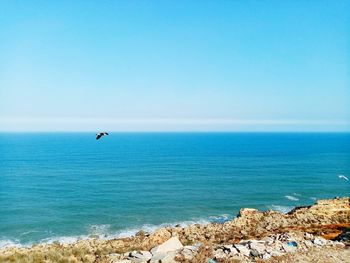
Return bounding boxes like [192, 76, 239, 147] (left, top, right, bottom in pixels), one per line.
[338, 175, 349, 181]
[96, 132, 109, 140]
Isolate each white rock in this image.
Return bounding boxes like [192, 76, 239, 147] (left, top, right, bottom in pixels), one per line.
[249, 241, 266, 254]
[150, 252, 167, 263]
[304, 240, 313, 248]
[304, 233, 313, 240]
[182, 248, 195, 260]
[129, 251, 152, 261]
[234, 244, 250, 257]
[223, 245, 239, 256]
[262, 253, 272, 260]
[160, 252, 178, 263]
[183, 245, 198, 251]
[269, 250, 285, 257]
[332, 241, 345, 247]
[150, 237, 183, 254]
[313, 237, 327, 246]
[213, 248, 227, 260]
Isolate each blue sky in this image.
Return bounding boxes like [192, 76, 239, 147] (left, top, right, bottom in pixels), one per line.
[0, 0, 349, 131]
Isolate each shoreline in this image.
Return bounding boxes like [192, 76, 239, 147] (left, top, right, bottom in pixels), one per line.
[0, 202, 304, 249]
[1, 197, 349, 262]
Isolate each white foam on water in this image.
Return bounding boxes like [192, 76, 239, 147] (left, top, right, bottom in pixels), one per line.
[40, 236, 84, 245]
[209, 214, 232, 223]
[88, 224, 111, 237]
[310, 197, 317, 201]
[0, 239, 21, 249]
[285, 195, 299, 201]
[292, 192, 302, 197]
[267, 205, 294, 214]
[0, 218, 213, 248]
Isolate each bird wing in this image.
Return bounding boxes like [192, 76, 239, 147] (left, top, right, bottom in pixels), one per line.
[96, 134, 102, 140]
[105, 132, 109, 135]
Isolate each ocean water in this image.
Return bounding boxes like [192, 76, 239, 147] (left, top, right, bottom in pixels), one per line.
[0, 132, 349, 247]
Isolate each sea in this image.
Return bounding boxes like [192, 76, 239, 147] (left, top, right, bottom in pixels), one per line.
[0, 132, 349, 248]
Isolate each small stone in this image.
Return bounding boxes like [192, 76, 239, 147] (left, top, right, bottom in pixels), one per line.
[135, 230, 149, 237]
[313, 237, 327, 246]
[269, 250, 285, 257]
[304, 240, 313, 248]
[250, 249, 259, 257]
[332, 241, 345, 247]
[262, 253, 272, 260]
[182, 248, 195, 260]
[282, 243, 297, 253]
[304, 233, 313, 240]
[183, 245, 198, 251]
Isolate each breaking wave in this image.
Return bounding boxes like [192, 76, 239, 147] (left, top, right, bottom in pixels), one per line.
[0, 217, 216, 249]
[285, 195, 299, 201]
[267, 205, 294, 214]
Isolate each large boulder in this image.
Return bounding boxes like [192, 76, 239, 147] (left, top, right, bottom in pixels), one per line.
[150, 237, 183, 254]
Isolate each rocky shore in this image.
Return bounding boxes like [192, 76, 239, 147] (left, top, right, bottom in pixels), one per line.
[1, 197, 349, 263]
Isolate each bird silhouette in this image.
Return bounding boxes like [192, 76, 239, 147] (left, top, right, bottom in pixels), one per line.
[96, 132, 109, 140]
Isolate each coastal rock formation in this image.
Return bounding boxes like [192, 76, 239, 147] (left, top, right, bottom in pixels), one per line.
[0, 197, 349, 263]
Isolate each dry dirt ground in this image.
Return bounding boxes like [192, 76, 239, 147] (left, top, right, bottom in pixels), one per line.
[265, 246, 350, 263]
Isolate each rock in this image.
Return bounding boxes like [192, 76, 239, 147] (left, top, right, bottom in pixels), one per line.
[332, 241, 345, 247]
[150, 252, 167, 263]
[313, 237, 327, 246]
[304, 232, 313, 239]
[269, 250, 285, 257]
[135, 230, 149, 237]
[182, 248, 195, 260]
[183, 245, 198, 251]
[150, 237, 183, 254]
[250, 249, 259, 257]
[304, 240, 314, 248]
[159, 252, 178, 263]
[129, 251, 152, 261]
[222, 244, 239, 255]
[249, 241, 266, 254]
[282, 243, 297, 253]
[147, 228, 172, 246]
[213, 248, 227, 260]
[234, 244, 250, 257]
[262, 253, 272, 260]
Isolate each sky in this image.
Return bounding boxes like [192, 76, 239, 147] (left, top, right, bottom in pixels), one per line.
[0, 0, 349, 132]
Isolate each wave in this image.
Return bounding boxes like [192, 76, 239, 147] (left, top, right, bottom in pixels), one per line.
[267, 205, 294, 214]
[285, 195, 299, 201]
[209, 214, 233, 224]
[0, 217, 213, 249]
[0, 239, 21, 249]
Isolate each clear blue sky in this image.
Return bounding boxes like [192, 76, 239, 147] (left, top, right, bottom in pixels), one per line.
[0, 0, 349, 131]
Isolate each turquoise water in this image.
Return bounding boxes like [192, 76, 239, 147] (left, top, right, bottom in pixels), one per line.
[0, 133, 349, 246]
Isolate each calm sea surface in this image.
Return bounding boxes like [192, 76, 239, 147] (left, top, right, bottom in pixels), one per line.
[0, 133, 349, 246]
